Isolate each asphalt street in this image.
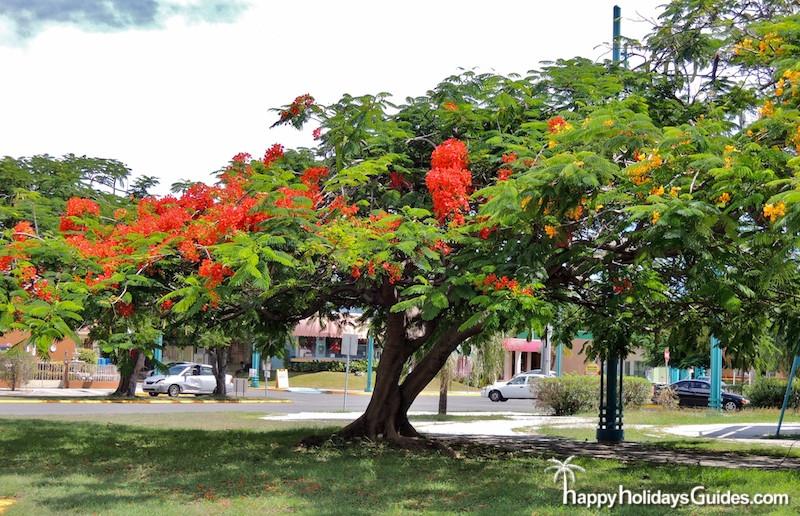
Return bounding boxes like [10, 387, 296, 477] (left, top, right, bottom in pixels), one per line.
[0, 391, 539, 416]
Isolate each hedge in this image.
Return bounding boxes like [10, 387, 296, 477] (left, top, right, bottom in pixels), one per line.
[744, 378, 800, 409]
[537, 375, 653, 416]
[288, 360, 372, 373]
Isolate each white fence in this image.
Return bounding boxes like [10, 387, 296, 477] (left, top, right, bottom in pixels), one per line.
[33, 362, 120, 384]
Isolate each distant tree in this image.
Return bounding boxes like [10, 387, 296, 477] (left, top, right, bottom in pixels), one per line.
[128, 176, 160, 199]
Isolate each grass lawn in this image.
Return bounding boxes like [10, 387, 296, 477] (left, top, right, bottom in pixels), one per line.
[286, 371, 478, 392]
[1, 416, 799, 515]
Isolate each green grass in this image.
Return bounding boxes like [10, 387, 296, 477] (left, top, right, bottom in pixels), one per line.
[286, 371, 478, 392]
[1, 417, 799, 515]
[605, 407, 800, 426]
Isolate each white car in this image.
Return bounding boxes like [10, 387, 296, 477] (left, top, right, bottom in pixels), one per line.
[481, 371, 556, 402]
[142, 362, 233, 397]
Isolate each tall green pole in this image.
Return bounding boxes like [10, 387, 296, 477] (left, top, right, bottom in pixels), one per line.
[708, 336, 722, 410]
[555, 343, 563, 377]
[612, 5, 621, 63]
[776, 354, 800, 436]
[153, 334, 163, 372]
[365, 335, 374, 392]
[251, 347, 261, 388]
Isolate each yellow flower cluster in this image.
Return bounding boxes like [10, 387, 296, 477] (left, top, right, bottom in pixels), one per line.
[650, 185, 665, 197]
[651, 211, 661, 224]
[717, 192, 731, 206]
[723, 145, 737, 169]
[763, 201, 786, 223]
[669, 186, 681, 198]
[793, 126, 800, 154]
[760, 100, 775, 118]
[544, 225, 557, 238]
[628, 151, 662, 186]
[734, 38, 754, 55]
[783, 69, 800, 96]
[566, 205, 584, 221]
[759, 32, 784, 55]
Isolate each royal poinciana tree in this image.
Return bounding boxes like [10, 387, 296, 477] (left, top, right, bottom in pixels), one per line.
[3, 0, 800, 441]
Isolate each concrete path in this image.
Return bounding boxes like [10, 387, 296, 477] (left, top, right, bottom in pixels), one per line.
[663, 423, 800, 447]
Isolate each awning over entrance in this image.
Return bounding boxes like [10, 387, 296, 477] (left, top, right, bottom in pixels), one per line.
[292, 316, 369, 338]
[502, 338, 542, 352]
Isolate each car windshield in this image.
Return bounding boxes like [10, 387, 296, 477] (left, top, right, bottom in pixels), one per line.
[164, 364, 188, 376]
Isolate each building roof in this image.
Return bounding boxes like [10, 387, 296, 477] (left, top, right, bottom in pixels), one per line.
[502, 338, 543, 352]
[292, 316, 369, 339]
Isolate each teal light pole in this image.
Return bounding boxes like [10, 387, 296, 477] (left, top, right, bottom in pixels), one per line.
[555, 343, 563, 377]
[708, 336, 722, 410]
[251, 347, 261, 388]
[596, 5, 625, 444]
[153, 334, 163, 372]
[776, 354, 800, 437]
[365, 335, 374, 392]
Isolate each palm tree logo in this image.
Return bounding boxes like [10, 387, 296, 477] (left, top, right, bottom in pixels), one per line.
[545, 456, 585, 493]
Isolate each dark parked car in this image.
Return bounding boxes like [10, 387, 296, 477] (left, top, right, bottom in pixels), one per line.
[664, 379, 749, 411]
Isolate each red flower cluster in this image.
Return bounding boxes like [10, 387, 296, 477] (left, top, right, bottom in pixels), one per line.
[479, 226, 497, 240]
[276, 166, 329, 209]
[498, 169, 512, 181]
[382, 262, 402, 284]
[65, 197, 101, 217]
[329, 196, 358, 217]
[351, 266, 362, 279]
[426, 138, 472, 223]
[612, 278, 633, 295]
[198, 259, 233, 288]
[12, 221, 34, 241]
[312, 127, 322, 140]
[116, 302, 135, 318]
[481, 273, 533, 295]
[433, 239, 452, 256]
[278, 94, 315, 124]
[389, 171, 410, 190]
[263, 144, 284, 167]
[501, 153, 517, 163]
[160, 299, 174, 311]
[547, 116, 569, 134]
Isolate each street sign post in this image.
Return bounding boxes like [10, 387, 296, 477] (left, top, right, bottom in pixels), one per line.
[342, 334, 359, 410]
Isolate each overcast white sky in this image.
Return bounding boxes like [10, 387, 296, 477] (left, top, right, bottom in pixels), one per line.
[0, 0, 664, 194]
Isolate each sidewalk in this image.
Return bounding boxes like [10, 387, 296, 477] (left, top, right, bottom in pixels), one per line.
[0, 387, 289, 404]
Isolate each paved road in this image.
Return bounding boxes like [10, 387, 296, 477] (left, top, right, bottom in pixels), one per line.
[0, 391, 539, 416]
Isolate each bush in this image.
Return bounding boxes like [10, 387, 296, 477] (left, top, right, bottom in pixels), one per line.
[76, 348, 98, 364]
[538, 375, 654, 415]
[538, 375, 599, 416]
[623, 376, 653, 408]
[288, 359, 372, 373]
[744, 378, 800, 409]
[654, 385, 678, 409]
[0, 352, 36, 390]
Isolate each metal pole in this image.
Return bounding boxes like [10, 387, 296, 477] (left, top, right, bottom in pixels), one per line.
[612, 5, 621, 63]
[153, 333, 163, 373]
[251, 347, 260, 388]
[708, 336, 722, 410]
[555, 343, 563, 377]
[365, 334, 374, 392]
[776, 355, 800, 437]
[343, 352, 350, 410]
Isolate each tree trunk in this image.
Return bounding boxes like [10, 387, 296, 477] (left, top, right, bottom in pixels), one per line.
[212, 347, 229, 398]
[438, 366, 449, 415]
[112, 349, 144, 397]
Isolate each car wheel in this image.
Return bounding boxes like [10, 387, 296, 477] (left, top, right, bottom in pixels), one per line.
[723, 400, 738, 411]
[488, 390, 503, 402]
[148, 392, 159, 397]
[167, 384, 181, 398]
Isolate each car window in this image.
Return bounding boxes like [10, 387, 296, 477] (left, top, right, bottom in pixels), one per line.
[166, 364, 188, 376]
[692, 381, 710, 390]
[673, 381, 689, 390]
[192, 365, 201, 376]
[201, 366, 213, 376]
[508, 377, 526, 385]
[526, 376, 541, 384]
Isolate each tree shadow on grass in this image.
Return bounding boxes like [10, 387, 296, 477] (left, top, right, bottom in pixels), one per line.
[0, 419, 796, 515]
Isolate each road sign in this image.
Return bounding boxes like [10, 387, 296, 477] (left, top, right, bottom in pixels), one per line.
[342, 333, 359, 356]
[276, 368, 289, 389]
[585, 363, 600, 375]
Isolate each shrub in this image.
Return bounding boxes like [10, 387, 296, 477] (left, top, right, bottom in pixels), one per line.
[654, 385, 678, 409]
[0, 352, 36, 390]
[77, 348, 98, 364]
[744, 378, 800, 409]
[538, 375, 599, 416]
[538, 375, 654, 415]
[288, 359, 372, 373]
[622, 376, 652, 408]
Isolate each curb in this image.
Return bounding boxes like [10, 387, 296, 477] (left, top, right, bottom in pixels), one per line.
[0, 398, 291, 404]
